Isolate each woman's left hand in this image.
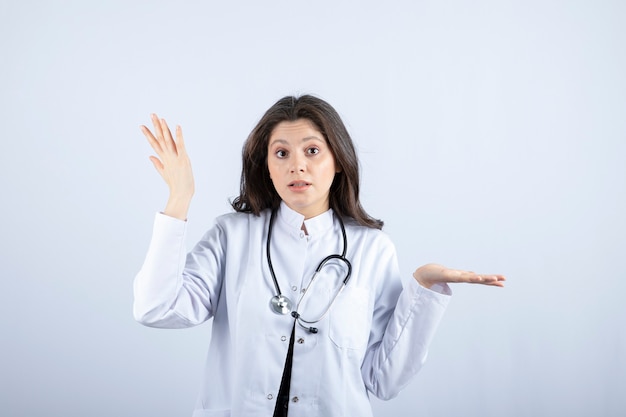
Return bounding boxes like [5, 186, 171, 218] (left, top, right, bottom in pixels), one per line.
[413, 263, 506, 289]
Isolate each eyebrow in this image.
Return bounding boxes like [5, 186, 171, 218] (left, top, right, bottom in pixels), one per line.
[268, 136, 324, 147]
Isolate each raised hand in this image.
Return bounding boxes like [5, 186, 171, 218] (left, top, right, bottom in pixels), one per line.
[413, 263, 506, 289]
[141, 114, 195, 220]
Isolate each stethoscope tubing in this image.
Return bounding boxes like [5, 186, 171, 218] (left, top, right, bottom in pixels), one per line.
[266, 207, 352, 331]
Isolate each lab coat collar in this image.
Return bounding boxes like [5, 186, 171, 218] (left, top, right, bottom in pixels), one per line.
[277, 201, 335, 236]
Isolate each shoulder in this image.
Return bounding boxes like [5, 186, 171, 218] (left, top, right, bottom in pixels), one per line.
[213, 209, 270, 232]
[342, 216, 396, 251]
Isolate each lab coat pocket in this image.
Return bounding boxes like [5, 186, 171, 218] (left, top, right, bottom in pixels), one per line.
[328, 286, 372, 350]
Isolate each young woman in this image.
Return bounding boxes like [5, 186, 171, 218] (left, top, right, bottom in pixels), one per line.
[134, 95, 505, 417]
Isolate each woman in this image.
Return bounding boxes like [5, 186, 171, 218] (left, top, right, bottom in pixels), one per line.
[134, 95, 505, 417]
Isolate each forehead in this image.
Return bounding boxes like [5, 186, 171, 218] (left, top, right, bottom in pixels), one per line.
[269, 119, 323, 142]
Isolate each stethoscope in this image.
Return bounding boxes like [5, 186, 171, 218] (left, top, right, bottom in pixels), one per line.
[267, 208, 352, 333]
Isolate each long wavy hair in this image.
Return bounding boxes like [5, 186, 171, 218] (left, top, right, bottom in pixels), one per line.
[231, 95, 383, 229]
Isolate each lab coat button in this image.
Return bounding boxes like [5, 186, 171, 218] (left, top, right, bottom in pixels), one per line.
[297, 338, 304, 344]
[267, 394, 274, 400]
[291, 286, 298, 291]
[292, 396, 299, 403]
[281, 336, 287, 342]
[299, 232, 305, 238]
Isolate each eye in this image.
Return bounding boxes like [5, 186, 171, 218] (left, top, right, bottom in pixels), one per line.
[275, 149, 288, 158]
[306, 147, 320, 155]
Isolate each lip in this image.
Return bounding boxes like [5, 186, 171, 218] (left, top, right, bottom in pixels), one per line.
[288, 180, 311, 187]
[288, 181, 311, 191]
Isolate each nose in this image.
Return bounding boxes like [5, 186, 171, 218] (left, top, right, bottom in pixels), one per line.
[290, 153, 306, 173]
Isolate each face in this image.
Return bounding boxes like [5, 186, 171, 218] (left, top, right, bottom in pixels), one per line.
[267, 119, 339, 219]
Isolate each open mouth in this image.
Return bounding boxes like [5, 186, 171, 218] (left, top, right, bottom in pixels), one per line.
[289, 181, 311, 187]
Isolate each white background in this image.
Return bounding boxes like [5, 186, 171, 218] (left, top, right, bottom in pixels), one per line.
[1, 1, 624, 416]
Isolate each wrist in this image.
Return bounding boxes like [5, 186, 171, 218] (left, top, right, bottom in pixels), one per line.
[164, 194, 193, 221]
[412, 270, 434, 289]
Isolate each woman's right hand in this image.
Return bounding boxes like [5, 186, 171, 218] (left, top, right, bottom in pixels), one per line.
[141, 114, 195, 220]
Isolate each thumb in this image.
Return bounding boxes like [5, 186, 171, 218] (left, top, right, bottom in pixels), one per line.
[149, 156, 165, 175]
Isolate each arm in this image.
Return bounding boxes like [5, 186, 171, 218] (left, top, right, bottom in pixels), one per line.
[134, 114, 219, 328]
[133, 215, 225, 328]
[359, 238, 452, 400]
[361, 238, 505, 399]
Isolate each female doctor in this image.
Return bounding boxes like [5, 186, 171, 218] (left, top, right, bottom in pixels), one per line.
[134, 95, 505, 417]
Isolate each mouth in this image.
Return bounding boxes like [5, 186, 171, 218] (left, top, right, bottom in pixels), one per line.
[289, 181, 311, 187]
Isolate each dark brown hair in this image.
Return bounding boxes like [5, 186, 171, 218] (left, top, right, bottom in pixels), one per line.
[231, 95, 383, 229]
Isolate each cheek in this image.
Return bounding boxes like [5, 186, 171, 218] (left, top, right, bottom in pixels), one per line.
[325, 159, 339, 179]
[267, 163, 283, 184]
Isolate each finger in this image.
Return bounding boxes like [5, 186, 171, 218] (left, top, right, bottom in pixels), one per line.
[471, 274, 506, 287]
[446, 269, 478, 283]
[151, 113, 165, 144]
[454, 269, 505, 282]
[149, 155, 165, 174]
[492, 275, 506, 287]
[160, 118, 177, 154]
[478, 279, 506, 287]
[141, 125, 164, 155]
[477, 274, 506, 282]
[175, 125, 186, 152]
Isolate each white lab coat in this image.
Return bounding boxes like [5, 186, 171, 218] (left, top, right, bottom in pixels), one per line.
[134, 202, 451, 417]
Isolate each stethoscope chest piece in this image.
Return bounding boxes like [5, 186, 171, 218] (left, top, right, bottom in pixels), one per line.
[270, 294, 293, 315]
